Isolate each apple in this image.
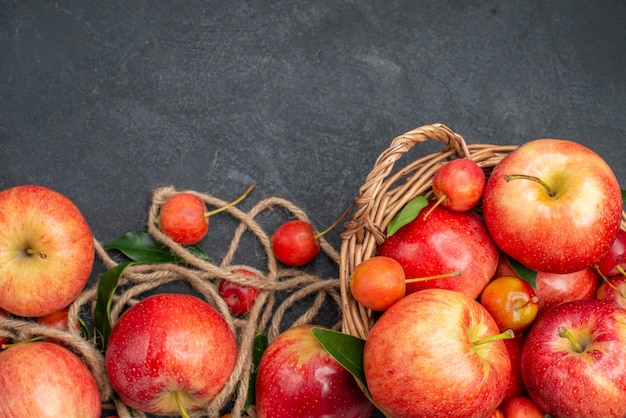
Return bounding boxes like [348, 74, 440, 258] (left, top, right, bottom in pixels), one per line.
[255, 324, 374, 418]
[501, 332, 527, 402]
[218, 268, 261, 316]
[36, 307, 82, 346]
[105, 293, 237, 416]
[482, 139, 622, 274]
[378, 202, 499, 299]
[0, 340, 101, 417]
[520, 299, 626, 418]
[0, 184, 95, 317]
[535, 268, 600, 314]
[363, 288, 512, 418]
[500, 396, 544, 418]
[596, 275, 626, 310]
[349, 255, 406, 311]
[596, 228, 626, 277]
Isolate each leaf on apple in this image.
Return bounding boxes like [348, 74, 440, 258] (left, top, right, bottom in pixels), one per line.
[244, 331, 269, 410]
[94, 262, 136, 351]
[386, 195, 429, 237]
[104, 229, 213, 264]
[506, 255, 538, 288]
[311, 327, 367, 388]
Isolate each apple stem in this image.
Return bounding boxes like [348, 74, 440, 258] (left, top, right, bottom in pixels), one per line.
[470, 329, 515, 347]
[405, 270, 461, 284]
[422, 194, 447, 220]
[174, 391, 190, 418]
[558, 326, 584, 353]
[504, 174, 556, 198]
[313, 199, 356, 240]
[204, 184, 255, 218]
[25, 248, 47, 259]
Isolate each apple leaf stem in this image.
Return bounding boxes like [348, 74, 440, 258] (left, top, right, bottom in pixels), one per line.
[313, 199, 356, 240]
[25, 248, 46, 259]
[204, 184, 255, 218]
[174, 391, 191, 418]
[422, 194, 447, 220]
[504, 174, 556, 198]
[558, 326, 584, 353]
[405, 270, 461, 284]
[470, 329, 515, 347]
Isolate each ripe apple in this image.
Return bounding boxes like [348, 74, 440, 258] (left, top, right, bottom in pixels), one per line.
[0, 184, 95, 317]
[218, 268, 261, 316]
[0, 341, 101, 417]
[501, 332, 527, 402]
[378, 202, 499, 300]
[520, 299, 626, 417]
[596, 275, 626, 310]
[482, 139, 622, 274]
[349, 255, 406, 311]
[105, 293, 237, 416]
[363, 288, 512, 418]
[500, 396, 544, 418]
[255, 324, 374, 418]
[535, 268, 600, 314]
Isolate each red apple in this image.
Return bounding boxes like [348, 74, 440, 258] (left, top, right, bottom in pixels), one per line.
[596, 275, 626, 310]
[105, 293, 237, 416]
[501, 333, 527, 402]
[0, 185, 95, 317]
[363, 288, 512, 418]
[500, 396, 544, 418]
[482, 139, 622, 274]
[521, 299, 626, 417]
[378, 202, 499, 299]
[535, 268, 600, 314]
[255, 324, 374, 418]
[218, 269, 261, 316]
[596, 228, 626, 277]
[0, 341, 101, 417]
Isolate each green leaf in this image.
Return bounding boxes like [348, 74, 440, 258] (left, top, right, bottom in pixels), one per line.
[506, 255, 538, 288]
[94, 262, 136, 351]
[622, 189, 626, 208]
[104, 229, 213, 264]
[244, 331, 269, 409]
[311, 327, 367, 388]
[386, 195, 429, 237]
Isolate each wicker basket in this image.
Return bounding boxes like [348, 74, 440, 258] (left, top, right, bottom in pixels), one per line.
[339, 123, 521, 339]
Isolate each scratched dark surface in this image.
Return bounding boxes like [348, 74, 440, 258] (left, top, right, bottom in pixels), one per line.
[1, 1, 625, 417]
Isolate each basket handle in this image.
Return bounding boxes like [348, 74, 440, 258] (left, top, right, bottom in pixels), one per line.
[344, 123, 469, 244]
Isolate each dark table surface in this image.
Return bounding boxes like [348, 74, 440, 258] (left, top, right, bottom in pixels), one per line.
[1, 1, 625, 417]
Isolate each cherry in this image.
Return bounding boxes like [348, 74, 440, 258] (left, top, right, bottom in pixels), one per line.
[218, 269, 260, 316]
[350, 256, 406, 311]
[424, 157, 485, 218]
[596, 275, 626, 310]
[596, 228, 626, 277]
[159, 185, 254, 245]
[480, 276, 539, 332]
[500, 396, 545, 418]
[0, 308, 10, 347]
[271, 220, 321, 266]
[36, 307, 81, 347]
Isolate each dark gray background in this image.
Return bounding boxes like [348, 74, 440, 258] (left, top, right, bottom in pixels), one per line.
[1, 1, 625, 417]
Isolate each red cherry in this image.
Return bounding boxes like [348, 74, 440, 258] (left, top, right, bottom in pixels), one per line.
[218, 269, 261, 316]
[159, 193, 209, 245]
[596, 229, 626, 277]
[271, 220, 321, 266]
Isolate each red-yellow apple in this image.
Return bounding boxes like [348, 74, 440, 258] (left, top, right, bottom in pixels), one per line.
[105, 293, 237, 416]
[363, 288, 512, 418]
[0, 185, 95, 317]
[521, 299, 626, 417]
[482, 139, 622, 274]
[378, 202, 499, 300]
[255, 324, 374, 418]
[0, 341, 101, 417]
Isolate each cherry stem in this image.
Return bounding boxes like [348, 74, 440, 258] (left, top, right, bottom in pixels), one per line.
[25, 248, 46, 259]
[471, 329, 515, 347]
[204, 184, 255, 218]
[558, 326, 584, 353]
[617, 265, 626, 278]
[504, 174, 556, 198]
[313, 199, 356, 240]
[422, 194, 447, 220]
[405, 270, 461, 284]
[594, 265, 626, 299]
[515, 296, 539, 310]
[2, 335, 46, 350]
[174, 391, 190, 418]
